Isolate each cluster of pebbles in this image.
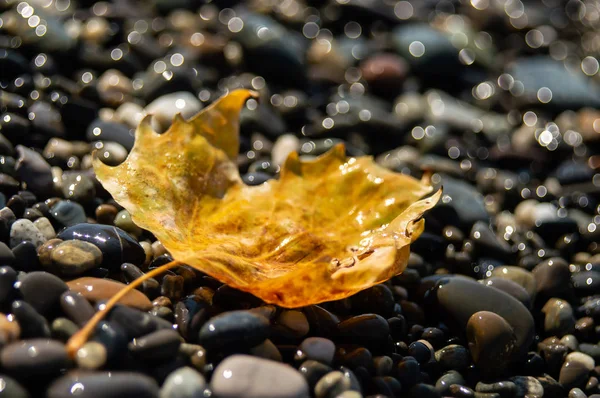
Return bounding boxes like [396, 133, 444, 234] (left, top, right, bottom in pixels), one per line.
[0, 0, 600, 397]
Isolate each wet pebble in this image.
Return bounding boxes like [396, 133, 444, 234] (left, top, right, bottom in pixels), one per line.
[160, 366, 206, 398]
[210, 355, 309, 398]
[296, 337, 335, 365]
[9, 219, 46, 249]
[50, 200, 87, 227]
[16, 271, 68, 316]
[129, 329, 181, 362]
[50, 240, 103, 276]
[46, 372, 159, 398]
[198, 310, 269, 350]
[559, 352, 595, 389]
[466, 311, 516, 377]
[542, 298, 576, 336]
[0, 339, 69, 377]
[66, 277, 152, 310]
[75, 341, 107, 370]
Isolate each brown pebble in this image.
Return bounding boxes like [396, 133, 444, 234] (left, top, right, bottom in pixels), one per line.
[152, 296, 172, 308]
[0, 313, 20, 345]
[67, 277, 152, 311]
[37, 238, 63, 267]
[466, 311, 517, 378]
[161, 275, 184, 302]
[95, 204, 118, 225]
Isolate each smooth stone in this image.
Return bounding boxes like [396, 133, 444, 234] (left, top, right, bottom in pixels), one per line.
[86, 119, 135, 151]
[50, 200, 87, 227]
[249, 339, 283, 362]
[0, 243, 15, 267]
[470, 221, 514, 262]
[15, 146, 53, 197]
[0, 313, 20, 346]
[60, 291, 95, 327]
[298, 360, 332, 391]
[509, 376, 544, 398]
[93, 142, 128, 166]
[128, 329, 181, 361]
[16, 271, 68, 316]
[10, 301, 50, 338]
[436, 371, 466, 395]
[429, 277, 533, 360]
[490, 266, 537, 300]
[338, 314, 390, 343]
[57, 224, 146, 269]
[559, 352, 595, 388]
[572, 271, 600, 296]
[0, 374, 29, 397]
[33, 217, 55, 240]
[532, 258, 571, 298]
[434, 344, 471, 371]
[435, 176, 490, 228]
[145, 92, 203, 132]
[12, 241, 41, 272]
[315, 371, 352, 398]
[0, 339, 68, 377]
[274, 310, 310, 339]
[296, 337, 336, 365]
[9, 219, 46, 249]
[51, 317, 79, 342]
[348, 284, 396, 317]
[475, 381, 517, 397]
[408, 340, 434, 364]
[198, 310, 269, 350]
[47, 372, 159, 398]
[211, 355, 309, 398]
[67, 277, 152, 310]
[114, 210, 142, 238]
[396, 357, 420, 388]
[160, 366, 206, 398]
[115, 102, 147, 128]
[50, 240, 103, 276]
[542, 298, 576, 336]
[559, 335, 579, 352]
[95, 204, 118, 225]
[75, 341, 107, 370]
[481, 277, 532, 309]
[106, 305, 172, 339]
[61, 172, 95, 203]
[467, 311, 516, 377]
[0, 266, 17, 304]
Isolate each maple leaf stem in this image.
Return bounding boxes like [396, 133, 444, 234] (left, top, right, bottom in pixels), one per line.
[66, 260, 183, 358]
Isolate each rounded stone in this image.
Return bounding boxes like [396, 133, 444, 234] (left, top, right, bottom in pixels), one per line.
[113, 210, 142, 238]
[490, 266, 537, 300]
[532, 257, 571, 298]
[47, 372, 159, 398]
[296, 337, 335, 365]
[198, 310, 270, 350]
[76, 341, 107, 370]
[0, 339, 69, 377]
[9, 219, 46, 249]
[50, 240, 103, 276]
[16, 271, 68, 316]
[66, 277, 152, 311]
[160, 366, 206, 398]
[210, 355, 309, 398]
[429, 277, 534, 361]
[559, 352, 595, 388]
[466, 311, 517, 377]
[315, 371, 352, 398]
[542, 298, 576, 336]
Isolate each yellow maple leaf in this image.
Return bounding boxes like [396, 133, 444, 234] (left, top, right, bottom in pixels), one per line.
[66, 89, 439, 355]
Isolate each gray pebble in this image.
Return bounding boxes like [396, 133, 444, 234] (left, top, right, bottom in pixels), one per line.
[9, 219, 46, 248]
[296, 337, 335, 365]
[509, 376, 543, 398]
[61, 172, 96, 203]
[145, 92, 203, 132]
[33, 217, 56, 240]
[47, 372, 159, 398]
[198, 310, 269, 350]
[0, 374, 30, 398]
[436, 371, 465, 395]
[51, 317, 79, 342]
[129, 329, 181, 361]
[50, 200, 87, 227]
[160, 366, 206, 398]
[0, 339, 69, 377]
[211, 355, 309, 398]
[434, 344, 470, 371]
[16, 271, 68, 316]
